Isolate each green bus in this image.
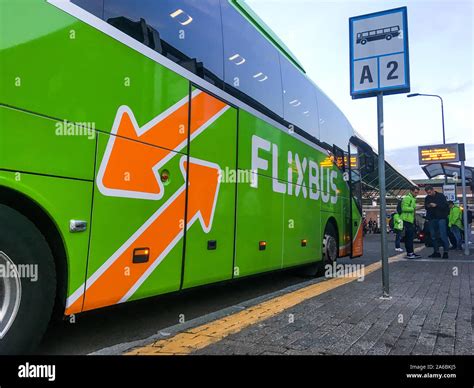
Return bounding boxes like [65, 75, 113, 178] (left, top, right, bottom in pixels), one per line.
[0, 0, 366, 354]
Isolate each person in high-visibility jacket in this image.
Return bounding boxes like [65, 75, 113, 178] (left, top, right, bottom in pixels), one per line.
[401, 186, 421, 259]
[448, 201, 463, 250]
[393, 212, 404, 252]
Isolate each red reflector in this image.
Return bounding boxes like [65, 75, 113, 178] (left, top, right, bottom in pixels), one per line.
[160, 169, 170, 183]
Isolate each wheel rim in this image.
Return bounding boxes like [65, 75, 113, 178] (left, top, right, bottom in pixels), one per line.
[0, 251, 21, 339]
[324, 235, 338, 263]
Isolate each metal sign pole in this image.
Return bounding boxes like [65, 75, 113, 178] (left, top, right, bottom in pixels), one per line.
[460, 161, 470, 256]
[377, 92, 390, 298]
[350, 7, 409, 299]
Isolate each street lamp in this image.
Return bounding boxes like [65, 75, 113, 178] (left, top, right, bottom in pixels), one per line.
[407, 93, 446, 144]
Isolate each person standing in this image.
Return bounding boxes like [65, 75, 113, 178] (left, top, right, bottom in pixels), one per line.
[466, 206, 473, 246]
[424, 185, 450, 258]
[393, 212, 404, 252]
[401, 186, 421, 259]
[448, 201, 463, 250]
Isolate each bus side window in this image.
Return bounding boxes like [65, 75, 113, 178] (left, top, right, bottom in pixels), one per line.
[221, 0, 283, 117]
[280, 54, 319, 138]
[71, 0, 104, 18]
[103, 0, 225, 87]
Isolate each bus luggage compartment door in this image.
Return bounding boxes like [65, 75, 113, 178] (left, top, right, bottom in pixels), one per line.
[181, 88, 237, 288]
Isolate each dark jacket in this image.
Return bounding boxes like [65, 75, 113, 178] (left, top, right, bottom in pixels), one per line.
[424, 191, 449, 220]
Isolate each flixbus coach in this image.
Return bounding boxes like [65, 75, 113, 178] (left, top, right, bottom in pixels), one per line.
[0, 0, 368, 354]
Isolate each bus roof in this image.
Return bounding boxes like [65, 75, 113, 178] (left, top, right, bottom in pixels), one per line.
[230, 0, 306, 73]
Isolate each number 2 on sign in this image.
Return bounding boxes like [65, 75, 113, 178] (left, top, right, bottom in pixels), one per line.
[387, 61, 399, 80]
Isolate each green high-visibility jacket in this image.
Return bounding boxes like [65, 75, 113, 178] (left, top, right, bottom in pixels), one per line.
[401, 192, 416, 224]
[393, 213, 403, 231]
[448, 205, 463, 230]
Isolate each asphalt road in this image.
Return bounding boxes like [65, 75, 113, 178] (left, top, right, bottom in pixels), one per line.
[37, 233, 410, 355]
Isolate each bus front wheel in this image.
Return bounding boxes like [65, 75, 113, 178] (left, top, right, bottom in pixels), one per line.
[0, 205, 56, 355]
[322, 223, 338, 266]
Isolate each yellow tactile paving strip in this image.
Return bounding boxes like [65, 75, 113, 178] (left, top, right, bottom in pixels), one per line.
[126, 256, 403, 355]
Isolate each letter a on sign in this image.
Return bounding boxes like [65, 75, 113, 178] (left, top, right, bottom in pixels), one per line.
[360, 66, 373, 84]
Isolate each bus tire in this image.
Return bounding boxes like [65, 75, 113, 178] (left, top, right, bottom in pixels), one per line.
[322, 222, 338, 267]
[297, 222, 338, 278]
[0, 205, 56, 355]
[295, 260, 324, 278]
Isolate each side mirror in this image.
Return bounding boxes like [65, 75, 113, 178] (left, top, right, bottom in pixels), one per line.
[360, 152, 375, 175]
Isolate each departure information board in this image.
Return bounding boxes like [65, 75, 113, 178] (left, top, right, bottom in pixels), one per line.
[418, 143, 462, 165]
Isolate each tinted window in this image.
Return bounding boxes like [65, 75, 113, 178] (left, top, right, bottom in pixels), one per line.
[317, 88, 352, 150]
[280, 55, 318, 137]
[72, 0, 104, 18]
[221, 1, 283, 116]
[103, 0, 224, 85]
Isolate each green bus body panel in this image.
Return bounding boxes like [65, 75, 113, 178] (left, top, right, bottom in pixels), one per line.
[0, 0, 357, 314]
[235, 173, 284, 276]
[282, 193, 321, 267]
[237, 110, 349, 260]
[90, 133, 187, 304]
[183, 101, 237, 288]
[0, 106, 95, 180]
[0, 171, 92, 299]
[0, 0, 188, 151]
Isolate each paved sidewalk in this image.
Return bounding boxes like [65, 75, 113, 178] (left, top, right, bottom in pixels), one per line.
[118, 236, 473, 356]
[190, 248, 473, 355]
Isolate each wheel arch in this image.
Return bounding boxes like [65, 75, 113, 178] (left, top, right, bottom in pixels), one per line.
[0, 185, 68, 318]
[324, 216, 339, 255]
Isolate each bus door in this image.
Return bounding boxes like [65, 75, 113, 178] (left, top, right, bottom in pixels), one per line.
[334, 145, 351, 257]
[348, 142, 363, 257]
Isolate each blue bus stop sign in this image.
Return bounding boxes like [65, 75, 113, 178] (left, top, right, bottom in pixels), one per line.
[350, 7, 410, 99]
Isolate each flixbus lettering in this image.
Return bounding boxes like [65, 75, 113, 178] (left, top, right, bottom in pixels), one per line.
[250, 135, 338, 204]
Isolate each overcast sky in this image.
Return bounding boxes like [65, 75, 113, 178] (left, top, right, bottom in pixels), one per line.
[246, 0, 473, 179]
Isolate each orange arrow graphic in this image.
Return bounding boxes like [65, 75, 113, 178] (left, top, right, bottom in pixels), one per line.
[66, 157, 221, 314]
[97, 90, 228, 200]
